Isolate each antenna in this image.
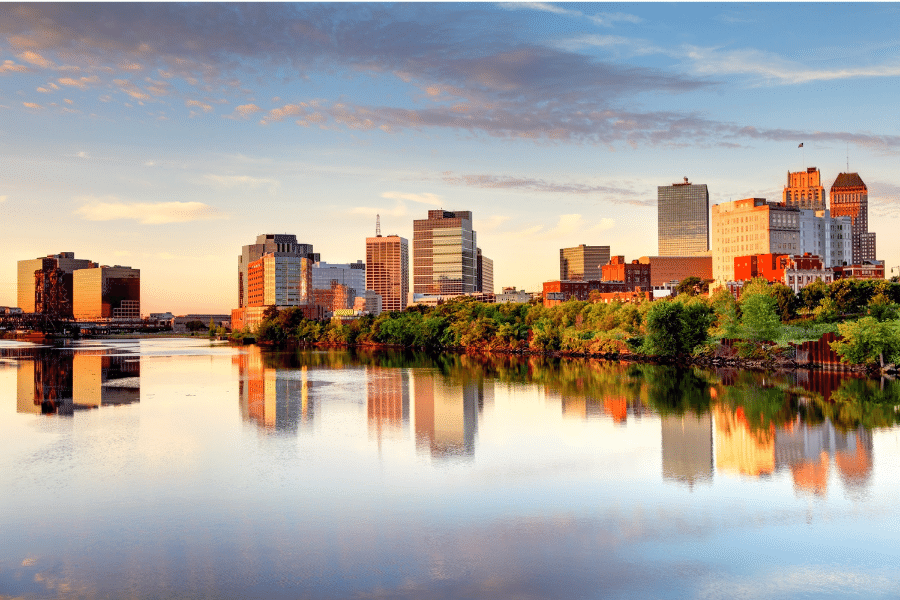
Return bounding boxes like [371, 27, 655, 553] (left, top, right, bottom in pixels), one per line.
[376, 214, 381, 237]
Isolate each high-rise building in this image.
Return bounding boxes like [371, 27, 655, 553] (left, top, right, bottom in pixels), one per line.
[798, 209, 852, 268]
[366, 234, 408, 312]
[17, 252, 95, 314]
[237, 234, 318, 309]
[783, 167, 826, 211]
[831, 173, 876, 264]
[311, 261, 365, 292]
[711, 198, 800, 283]
[657, 178, 709, 256]
[559, 245, 610, 281]
[72, 265, 140, 320]
[476, 248, 494, 294]
[412, 210, 477, 295]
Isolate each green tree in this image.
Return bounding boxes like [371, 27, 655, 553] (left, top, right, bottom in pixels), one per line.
[831, 317, 900, 366]
[184, 320, 206, 332]
[675, 276, 702, 296]
[740, 293, 780, 341]
[710, 287, 741, 338]
[642, 301, 684, 357]
[799, 279, 828, 311]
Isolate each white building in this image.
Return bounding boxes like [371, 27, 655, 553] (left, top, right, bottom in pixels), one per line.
[798, 209, 852, 268]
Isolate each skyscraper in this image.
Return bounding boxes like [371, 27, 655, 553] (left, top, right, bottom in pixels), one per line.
[366, 234, 408, 312]
[830, 173, 875, 264]
[72, 265, 141, 320]
[783, 167, 826, 211]
[657, 178, 710, 256]
[412, 210, 477, 295]
[559, 245, 610, 280]
[237, 234, 318, 309]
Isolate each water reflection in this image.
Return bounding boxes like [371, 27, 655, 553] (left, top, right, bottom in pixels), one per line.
[367, 366, 409, 440]
[661, 412, 713, 486]
[233, 348, 313, 433]
[14, 350, 139, 415]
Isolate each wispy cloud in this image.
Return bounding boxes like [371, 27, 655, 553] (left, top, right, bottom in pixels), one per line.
[186, 99, 213, 112]
[75, 198, 226, 224]
[0, 60, 29, 73]
[380, 191, 443, 206]
[16, 50, 51, 68]
[504, 3, 642, 27]
[22, 101, 42, 109]
[57, 75, 99, 89]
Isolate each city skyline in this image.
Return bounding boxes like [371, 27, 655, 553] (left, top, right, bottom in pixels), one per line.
[3, 3, 900, 313]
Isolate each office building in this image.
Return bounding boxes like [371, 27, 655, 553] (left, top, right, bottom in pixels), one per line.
[831, 173, 876, 264]
[711, 198, 800, 284]
[366, 234, 408, 312]
[559, 245, 610, 281]
[72, 265, 140, 320]
[311, 261, 365, 292]
[412, 210, 477, 295]
[496, 287, 531, 303]
[354, 290, 383, 316]
[658, 178, 709, 256]
[17, 252, 95, 315]
[798, 209, 852, 268]
[783, 167, 826, 211]
[237, 234, 318, 309]
[476, 248, 494, 294]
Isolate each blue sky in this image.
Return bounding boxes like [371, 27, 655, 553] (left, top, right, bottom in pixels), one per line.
[2, 2, 900, 313]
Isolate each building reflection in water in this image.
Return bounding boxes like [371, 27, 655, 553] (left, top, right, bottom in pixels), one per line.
[661, 412, 713, 486]
[234, 349, 312, 434]
[16, 351, 140, 416]
[774, 416, 873, 497]
[413, 370, 489, 460]
[713, 403, 874, 497]
[366, 367, 410, 441]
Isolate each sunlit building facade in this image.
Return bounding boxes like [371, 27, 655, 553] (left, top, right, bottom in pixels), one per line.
[72, 266, 140, 320]
[17, 252, 95, 315]
[711, 198, 800, 284]
[658, 178, 709, 256]
[559, 244, 611, 281]
[783, 167, 826, 211]
[311, 261, 365, 292]
[237, 234, 318, 309]
[366, 234, 408, 312]
[413, 210, 477, 295]
[830, 173, 875, 264]
[476, 248, 494, 294]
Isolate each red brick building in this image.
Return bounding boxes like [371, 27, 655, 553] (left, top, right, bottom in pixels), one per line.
[601, 256, 652, 291]
[542, 280, 627, 307]
[733, 253, 834, 293]
[832, 261, 885, 280]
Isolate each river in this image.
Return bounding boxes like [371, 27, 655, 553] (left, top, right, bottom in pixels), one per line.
[1, 338, 899, 599]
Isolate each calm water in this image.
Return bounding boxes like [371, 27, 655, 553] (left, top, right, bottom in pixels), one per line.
[2, 338, 900, 599]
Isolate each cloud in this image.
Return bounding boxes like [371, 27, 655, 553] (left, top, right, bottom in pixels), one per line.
[57, 75, 99, 89]
[0, 196, 7, 203]
[440, 172, 652, 206]
[683, 45, 900, 85]
[505, 3, 642, 27]
[186, 99, 213, 112]
[233, 103, 261, 118]
[22, 102, 43, 109]
[113, 79, 151, 100]
[75, 198, 226, 224]
[16, 50, 52, 68]
[381, 191, 443, 206]
[0, 60, 29, 73]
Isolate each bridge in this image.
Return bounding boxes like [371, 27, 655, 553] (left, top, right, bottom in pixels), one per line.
[0, 313, 171, 338]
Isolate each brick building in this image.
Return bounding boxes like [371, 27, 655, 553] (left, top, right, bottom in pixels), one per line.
[638, 255, 712, 287]
[601, 256, 652, 291]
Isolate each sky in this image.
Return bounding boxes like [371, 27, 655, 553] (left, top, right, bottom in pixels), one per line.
[2, 2, 900, 314]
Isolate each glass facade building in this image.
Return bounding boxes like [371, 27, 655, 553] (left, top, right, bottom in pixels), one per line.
[559, 245, 610, 280]
[413, 210, 477, 295]
[17, 252, 95, 314]
[366, 235, 408, 313]
[311, 261, 365, 292]
[657, 179, 710, 256]
[237, 234, 318, 309]
[72, 266, 141, 320]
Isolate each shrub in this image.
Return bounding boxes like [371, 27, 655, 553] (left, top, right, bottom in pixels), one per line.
[830, 317, 900, 366]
